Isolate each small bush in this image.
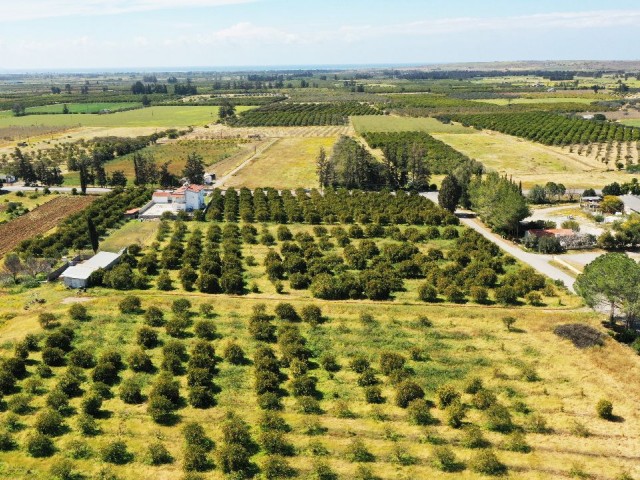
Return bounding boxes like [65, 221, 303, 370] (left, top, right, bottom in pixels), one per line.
[418, 283, 438, 302]
[395, 381, 425, 408]
[407, 399, 434, 425]
[301, 305, 323, 325]
[144, 306, 165, 326]
[38, 312, 59, 329]
[194, 320, 217, 340]
[436, 384, 460, 409]
[42, 347, 66, 367]
[81, 392, 103, 416]
[258, 392, 283, 411]
[275, 303, 299, 321]
[119, 295, 141, 314]
[486, 404, 514, 433]
[172, 298, 192, 314]
[69, 303, 89, 321]
[596, 399, 614, 420]
[101, 440, 133, 464]
[472, 389, 497, 410]
[199, 303, 214, 317]
[223, 342, 245, 364]
[469, 449, 507, 476]
[501, 431, 531, 453]
[345, 439, 374, 463]
[26, 432, 55, 457]
[349, 356, 370, 374]
[461, 425, 489, 449]
[0, 432, 16, 451]
[34, 408, 64, 435]
[446, 402, 466, 429]
[119, 378, 144, 404]
[66, 439, 93, 459]
[297, 396, 322, 414]
[379, 352, 405, 375]
[76, 414, 99, 436]
[431, 446, 460, 472]
[146, 442, 173, 465]
[50, 459, 75, 480]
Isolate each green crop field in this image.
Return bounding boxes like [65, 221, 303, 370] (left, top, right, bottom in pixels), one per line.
[0, 106, 255, 128]
[25, 103, 142, 114]
[620, 119, 640, 127]
[352, 116, 472, 134]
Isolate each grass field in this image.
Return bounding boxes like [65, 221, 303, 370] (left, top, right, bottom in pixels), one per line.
[0, 218, 638, 479]
[23, 103, 142, 115]
[0, 106, 255, 129]
[620, 119, 640, 127]
[432, 130, 633, 189]
[223, 137, 337, 189]
[352, 116, 470, 134]
[98, 220, 160, 252]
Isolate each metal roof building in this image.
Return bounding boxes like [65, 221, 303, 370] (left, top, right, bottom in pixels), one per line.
[60, 251, 122, 288]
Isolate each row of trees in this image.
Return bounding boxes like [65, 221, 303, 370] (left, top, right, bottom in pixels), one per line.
[452, 112, 640, 145]
[206, 186, 457, 226]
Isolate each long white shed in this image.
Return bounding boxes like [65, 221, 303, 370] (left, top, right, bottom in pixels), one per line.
[60, 251, 122, 288]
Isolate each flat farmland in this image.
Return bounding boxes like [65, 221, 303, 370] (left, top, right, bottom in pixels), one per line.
[0, 106, 255, 129]
[431, 130, 634, 189]
[472, 97, 599, 106]
[99, 220, 160, 252]
[352, 115, 471, 134]
[0, 195, 95, 256]
[620, 119, 640, 127]
[0, 191, 57, 223]
[222, 136, 337, 189]
[24, 103, 141, 114]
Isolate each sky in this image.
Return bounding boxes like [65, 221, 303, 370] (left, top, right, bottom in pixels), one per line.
[0, 0, 637, 71]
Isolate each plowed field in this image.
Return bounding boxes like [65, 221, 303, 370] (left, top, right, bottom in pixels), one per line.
[0, 195, 96, 256]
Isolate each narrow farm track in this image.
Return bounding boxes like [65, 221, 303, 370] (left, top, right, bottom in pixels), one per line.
[0, 196, 96, 256]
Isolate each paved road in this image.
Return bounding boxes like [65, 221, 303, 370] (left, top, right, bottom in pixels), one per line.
[1, 185, 112, 194]
[421, 191, 577, 292]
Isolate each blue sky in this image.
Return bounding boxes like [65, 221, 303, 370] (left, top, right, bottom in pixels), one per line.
[0, 0, 636, 70]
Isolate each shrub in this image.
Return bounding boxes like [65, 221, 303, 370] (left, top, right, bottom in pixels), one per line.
[431, 446, 460, 472]
[407, 399, 434, 425]
[26, 432, 55, 457]
[223, 342, 245, 364]
[183, 445, 211, 472]
[188, 386, 215, 409]
[0, 432, 15, 452]
[461, 425, 489, 449]
[39, 312, 59, 329]
[50, 459, 75, 480]
[119, 378, 144, 404]
[349, 356, 370, 374]
[378, 351, 406, 376]
[144, 306, 165, 326]
[363, 386, 384, 404]
[92, 362, 119, 385]
[469, 449, 507, 476]
[34, 408, 64, 435]
[418, 282, 438, 302]
[301, 305, 323, 325]
[436, 384, 460, 409]
[501, 431, 531, 453]
[76, 414, 99, 436]
[216, 443, 252, 475]
[526, 413, 550, 434]
[199, 302, 214, 317]
[464, 377, 483, 394]
[297, 396, 322, 414]
[260, 430, 294, 455]
[357, 369, 378, 387]
[486, 404, 514, 433]
[119, 295, 142, 314]
[128, 348, 154, 373]
[395, 381, 425, 408]
[172, 298, 192, 314]
[147, 395, 176, 424]
[183, 422, 213, 450]
[101, 440, 133, 464]
[345, 439, 374, 463]
[275, 303, 299, 321]
[136, 326, 158, 349]
[596, 399, 614, 420]
[69, 348, 96, 369]
[146, 442, 173, 465]
[319, 354, 340, 372]
[472, 389, 497, 410]
[157, 270, 173, 290]
[194, 320, 217, 340]
[495, 286, 518, 305]
[446, 402, 466, 429]
[81, 392, 103, 416]
[470, 286, 489, 304]
[66, 439, 93, 459]
[69, 303, 89, 321]
[258, 392, 283, 411]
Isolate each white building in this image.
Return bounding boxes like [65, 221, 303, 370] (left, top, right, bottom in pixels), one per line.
[150, 185, 206, 211]
[60, 251, 122, 288]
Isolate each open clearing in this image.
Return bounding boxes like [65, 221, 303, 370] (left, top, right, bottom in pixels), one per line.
[431, 130, 634, 189]
[22, 103, 142, 115]
[98, 220, 160, 252]
[0, 191, 58, 223]
[0, 195, 95, 256]
[222, 136, 337, 189]
[352, 115, 470, 134]
[0, 106, 254, 129]
[620, 119, 640, 127]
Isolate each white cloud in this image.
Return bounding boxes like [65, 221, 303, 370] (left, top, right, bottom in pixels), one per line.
[335, 9, 640, 41]
[163, 22, 300, 47]
[0, 0, 256, 22]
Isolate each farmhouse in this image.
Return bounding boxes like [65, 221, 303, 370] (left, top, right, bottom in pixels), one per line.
[60, 251, 122, 288]
[140, 184, 207, 219]
[580, 196, 602, 212]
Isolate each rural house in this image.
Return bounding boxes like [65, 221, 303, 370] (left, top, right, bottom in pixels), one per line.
[60, 251, 122, 288]
[140, 184, 207, 219]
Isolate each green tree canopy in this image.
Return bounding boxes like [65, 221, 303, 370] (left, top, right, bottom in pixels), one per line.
[574, 252, 640, 324]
